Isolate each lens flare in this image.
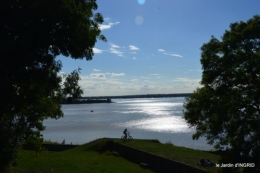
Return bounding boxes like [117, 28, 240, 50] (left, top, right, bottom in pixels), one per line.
[138, 0, 145, 5]
[135, 15, 143, 25]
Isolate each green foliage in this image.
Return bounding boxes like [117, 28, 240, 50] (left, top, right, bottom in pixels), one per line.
[24, 132, 45, 157]
[184, 15, 260, 172]
[61, 139, 66, 145]
[42, 139, 60, 145]
[0, 0, 106, 170]
[61, 68, 84, 103]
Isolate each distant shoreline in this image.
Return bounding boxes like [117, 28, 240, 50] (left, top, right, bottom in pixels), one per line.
[81, 93, 192, 100]
[60, 93, 192, 104]
[60, 98, 112, 104]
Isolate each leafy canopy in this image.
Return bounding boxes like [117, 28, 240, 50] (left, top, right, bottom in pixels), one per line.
[184, 15, 260, 169]
[0, 0, 106, 171]
[62, 68, 84, 103]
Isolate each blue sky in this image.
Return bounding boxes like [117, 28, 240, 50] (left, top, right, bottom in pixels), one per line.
[58, 0, 260, 96]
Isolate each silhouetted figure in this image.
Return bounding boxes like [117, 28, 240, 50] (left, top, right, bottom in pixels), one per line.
[207, 159, 215, 166]
[123, 129, 128, 139]
[200, 159, 215, 167]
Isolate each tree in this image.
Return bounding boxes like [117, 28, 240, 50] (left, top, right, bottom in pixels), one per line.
[0, 0, 106, 171]
[62, 68, 84, 103]
[184, 15, 260, 172]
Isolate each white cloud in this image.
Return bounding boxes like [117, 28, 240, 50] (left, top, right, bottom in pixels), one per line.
[104, 17, 111, 22]
[110, 48, 123, 57]
[90, 73, 106, 78]
[109, 43, 125, 57]
[89, 72, 126, 78]
[141, 85, 157, 90]
[99, 22, 120, 30]
[78, 75, 198, 96]
[159, 49, 183, 58]
[133, 57, 136, 60]
[110, 43, 120, 48]
[172, 78, 201, 83]
[111, 73, 125, 77]
[150, 74, 159, 76]
[129, 45, 139, 50]
[158, 49, 165, 52]
[93, 48, 103, 54]
[131, 79, 139, 82]
[169, 54, 183, 57]
[163, 53, 183, 57]
[142, 80, 154, 84]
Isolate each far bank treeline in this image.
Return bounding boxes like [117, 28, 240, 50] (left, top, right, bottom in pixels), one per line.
[60, 93, 192, 104]
[60, 98, 112, 104]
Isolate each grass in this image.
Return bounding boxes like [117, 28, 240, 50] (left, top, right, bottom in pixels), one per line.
[12, 138, 221, 173]
[114, 139, 221, 173]
[12, 139, 154, 173]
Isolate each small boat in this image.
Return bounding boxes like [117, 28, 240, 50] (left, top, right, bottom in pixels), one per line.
[90, 107, 94, 112]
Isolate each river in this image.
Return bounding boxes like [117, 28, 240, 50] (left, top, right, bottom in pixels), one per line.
[42, 97, 213, 150]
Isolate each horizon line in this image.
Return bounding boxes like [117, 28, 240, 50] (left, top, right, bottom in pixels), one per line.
[81, 93, 192, 98]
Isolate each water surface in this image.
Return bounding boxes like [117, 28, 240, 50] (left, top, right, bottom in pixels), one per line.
[42, 97, 213, 150]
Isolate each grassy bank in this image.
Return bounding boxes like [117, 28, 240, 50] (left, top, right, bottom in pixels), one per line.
[115, 139, 221, 173]
[12, 138, 220, 173]
[13, 139, 153, 173]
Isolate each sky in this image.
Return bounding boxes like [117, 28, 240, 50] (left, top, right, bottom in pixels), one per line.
[57, 0, 260, 96]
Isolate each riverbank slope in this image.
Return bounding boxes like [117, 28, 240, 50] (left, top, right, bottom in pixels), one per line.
[15, 138, 220, 173]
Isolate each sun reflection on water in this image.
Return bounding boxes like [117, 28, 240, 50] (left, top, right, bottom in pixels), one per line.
[113, 99, 191, 133]
[117, 102, 183, 116]
[114, 116, 192, 133]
